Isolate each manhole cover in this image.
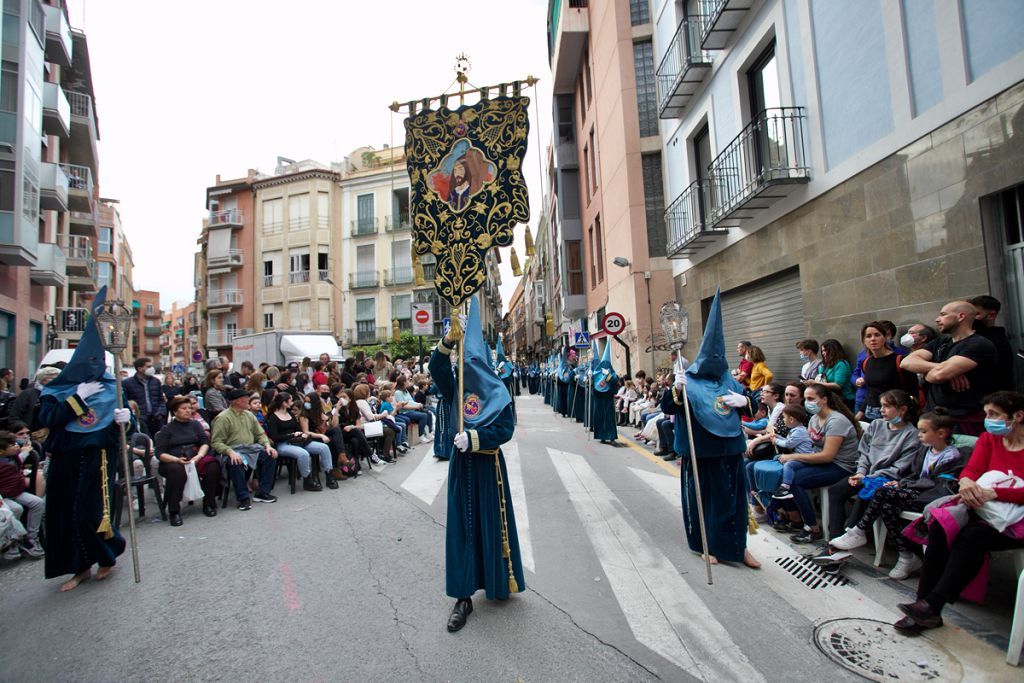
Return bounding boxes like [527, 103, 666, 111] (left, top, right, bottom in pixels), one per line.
[813, 618, 963, 681]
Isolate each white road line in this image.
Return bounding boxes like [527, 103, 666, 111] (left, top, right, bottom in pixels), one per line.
[503, 441, 534, 573]
[400, 446, 448, 506]
[628, 467, 681, 512]
[549, 447, 764, 682]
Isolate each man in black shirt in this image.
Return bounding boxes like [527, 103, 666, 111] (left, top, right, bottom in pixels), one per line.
[226, 360, 253, 389]
[970, 295, 1016, 391]
[903, 300, 997, 435]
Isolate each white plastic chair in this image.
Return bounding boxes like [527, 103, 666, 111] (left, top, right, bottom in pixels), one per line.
[1007, 549, 1024, 666]
[873, 511, 922, 566]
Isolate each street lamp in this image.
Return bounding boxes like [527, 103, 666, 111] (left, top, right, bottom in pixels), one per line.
[657, 299, 712, 586]
[93, 298, 142, 583]
[612, 257, 655, 376]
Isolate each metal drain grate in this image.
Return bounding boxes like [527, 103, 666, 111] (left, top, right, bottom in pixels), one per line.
[813, 618, 963, 682]
[774, 555, 851, 589]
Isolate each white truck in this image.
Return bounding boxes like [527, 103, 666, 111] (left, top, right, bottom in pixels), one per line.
[231, 331, 343, 367]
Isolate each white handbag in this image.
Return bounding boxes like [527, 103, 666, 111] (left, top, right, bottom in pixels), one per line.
[362, 420, 384, 438]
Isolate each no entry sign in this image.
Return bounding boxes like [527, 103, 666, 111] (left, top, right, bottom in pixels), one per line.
[411, 303, 433, 335]
[602, 312, 626, 336]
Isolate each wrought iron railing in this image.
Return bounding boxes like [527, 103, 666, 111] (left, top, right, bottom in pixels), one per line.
[386, 266, 414, 286]
[66, 91, 92, 119]
[289, 270, 310, 284]
[57, 307, 90, 332]
[61, 234, 92, 261]
[706, 107, 809, 224]
[664, 180, 721, 255]
[209, 209, 243, 227]
[263, 274, 281, 287]
[352, 217, 378, 235]
[60, 163, 92, 193]
[350, 271, 379, 289]
[656, 16, 711, 114]
[385, 214, 411, 231]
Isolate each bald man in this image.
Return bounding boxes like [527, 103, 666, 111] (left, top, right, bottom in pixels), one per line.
[902, 300, 997, 435]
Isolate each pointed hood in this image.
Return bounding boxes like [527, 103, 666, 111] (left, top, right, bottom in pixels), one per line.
[495, 336, 513, 379]
[460, 295, 512, 427]
[594, 338, 618, 393]
[684, 288, 743, 437]
[558, 349, 571, 382]
[42, 286, 118, 433]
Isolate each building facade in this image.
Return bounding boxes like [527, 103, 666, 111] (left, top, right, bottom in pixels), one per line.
[548, 0, 675, 376]
[653, 0, 1024, 383]
[133, 289, 162, 362]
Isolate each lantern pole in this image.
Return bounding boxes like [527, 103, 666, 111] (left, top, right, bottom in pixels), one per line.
[95, 299, 141, 583]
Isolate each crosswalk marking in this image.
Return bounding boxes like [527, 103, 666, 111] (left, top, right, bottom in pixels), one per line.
[548, 447, 764, 682]
[628, 467, 681, 511]
[400, 446, 448, 505]
[503, 441, 535, 573]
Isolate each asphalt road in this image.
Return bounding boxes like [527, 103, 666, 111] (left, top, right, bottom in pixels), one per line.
[0, 393, 1017, 681]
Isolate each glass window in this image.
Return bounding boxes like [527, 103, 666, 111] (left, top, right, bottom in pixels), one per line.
[0, 310, 11, 371]
[288, 193, 309, 230]
[355, 298, 375, 321]
[0, 61, 16, 112]
[356, 194, 375, 232]
[392, 294, 411, 320]
[317, 191, 329, 228]
[262, 198, 283, 234]
[633, 40, 658, 137]
[588, 127, 598, 193]
[561, 169, 580, 219]
[556, 95, 575, 144]
[99, 227, 113, 255]
[595, 214, 604, 283]
[28, 320, 40, 371]
[317, 252, 329, 281]
[641, 153, 667, 257]
[630, 0, 650, 25]
[263, 312, 274, 329]
[97, 261, 112, 288]
[566, 240, 584, 295]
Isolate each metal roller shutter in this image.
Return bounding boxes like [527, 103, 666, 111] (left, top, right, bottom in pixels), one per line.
[720, 270, 805, 384]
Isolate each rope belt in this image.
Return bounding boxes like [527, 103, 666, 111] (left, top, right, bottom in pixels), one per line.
[492, 451, 519, 593]
[97, 448, 113, 539]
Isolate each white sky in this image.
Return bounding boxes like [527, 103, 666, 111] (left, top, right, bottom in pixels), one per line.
[67, 0, 553, 312]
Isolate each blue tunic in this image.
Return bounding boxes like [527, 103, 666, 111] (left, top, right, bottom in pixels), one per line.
[592, 378, 619, 441]
[555, 380, 569, 417]
[661, 388, 749, 563]
[429, 348, 526, 600]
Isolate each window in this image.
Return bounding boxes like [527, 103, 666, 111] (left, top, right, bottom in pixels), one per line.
[288, 193, 309, 231]
[317, 252, 329, 281]
[0, 61, 16, 112]
[98, 227, 113, 255]
[630, 0, 649, 25]
[747, 41, 780, 118]
[317, 191, 329, 228]
[392, 239, 411, 283]
[556, 95, 575, 145]
[561, 169, 580, 219]
[356, 298, 376, 342]
[641, 153, 667, 257]
[583, 49, 593, 107]
[263, 199, 283, 234]
[594, 214, 604, 283]
[534, 283, 545, 317]
[97, 261, 112, 289]
[0, 311, 11, 371]
[633, 40, 658, 137]
[582, 144, 591, 201]
[263, 258, 277, 287]
[392, 294, 411, 331]
[146, 304, 154, 315]
[588, 225, 597, 288]
[566, 240, 584, 295]
[289, 248, 310, 284]
[588, 127, 598, 193]
[356, 244, 374, 277]
[356, 194, 375, 233]
[693, 123, 712, 224]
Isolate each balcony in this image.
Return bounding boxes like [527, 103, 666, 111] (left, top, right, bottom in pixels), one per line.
[61, 233, 93, 276]
[43, 4, 72, 67]
[207, 327, 253, 347]
[352, 217, 378, 236]
[42, 82, 70, 138]
[657, 18, 712, 119]
[384, 214, 411, 232]
[208, 249, 243, 269]
[144, 326, 162, 337]
[207, 289, 243, 308]
[66, 91, 98, 173]
[288, 270, 311, 285]
[39, 162, 70, 212]
[262, 274, 282, 287]
[350, 271, 379, 289]
[60, 163, 93, 212]
[57, 307, 90, 335]
[29, 242, 67, 287]
[384, 266, 414, 286]
[698, 0, 755, 50]
[705, 107, 810, 227]
[69, 208, 96, 235]
[209, 209, 243, 229]
[355, 326, 388, 345]
[664, 180, 727, 259]
[549, 0, 589, 93]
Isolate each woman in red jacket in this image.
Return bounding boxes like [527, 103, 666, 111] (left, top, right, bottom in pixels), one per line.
[895, 390, 1024, 632]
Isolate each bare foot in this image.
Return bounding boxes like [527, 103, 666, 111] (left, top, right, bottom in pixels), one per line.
[692, 551, 719, 565]
[743, 550, 762, 569]
[95, 566, 114, 581]
[59, 570, 91, 592]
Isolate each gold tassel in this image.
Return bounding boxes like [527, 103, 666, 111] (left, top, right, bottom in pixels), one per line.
[494, 453, 519, 593]
[747, 503, 759, 535]
[392, 318, 400, 342]
[510, 247, 522, 277]
[545, 312, 555, 338]
[449, 310, 463, 341]
[96, 448, 113, 539]
[524, 226, 535, 257]
[413, 253, 425, 286]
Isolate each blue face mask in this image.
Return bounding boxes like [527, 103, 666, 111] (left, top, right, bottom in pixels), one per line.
[799, 353, 809, 361]
[804, 400, 821, 415]
[886, 415, 903, 426]
[303, 402, 312, 410]
[984, 418, 1013, 436]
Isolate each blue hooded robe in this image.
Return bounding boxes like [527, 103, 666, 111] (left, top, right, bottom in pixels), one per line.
[591, 340, 619, 441]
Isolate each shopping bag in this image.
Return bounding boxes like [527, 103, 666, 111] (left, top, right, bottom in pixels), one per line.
[363, 420, 384, 438]
[182, 462, 204, 502]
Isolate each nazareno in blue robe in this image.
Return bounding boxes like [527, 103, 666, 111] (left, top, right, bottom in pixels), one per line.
[591, 377, 619, 441]
[572, 379, 586, 423]
[40, 393, 127, 578]
[660, 388, 749, 563]
[555, 379, 569, 417]
[429, 347, 526, 600]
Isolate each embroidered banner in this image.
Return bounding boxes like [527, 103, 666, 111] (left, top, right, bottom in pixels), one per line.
[404, 95, 530, 308]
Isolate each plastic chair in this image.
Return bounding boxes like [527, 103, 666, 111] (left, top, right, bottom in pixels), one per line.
[872, 511, 922, 566]
[1004, 549, 1024, 665]
[275, 456, 298, 494]
[113, 432, 167, 526]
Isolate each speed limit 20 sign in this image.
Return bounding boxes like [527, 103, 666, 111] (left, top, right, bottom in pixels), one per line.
[602, 312, 626, 336]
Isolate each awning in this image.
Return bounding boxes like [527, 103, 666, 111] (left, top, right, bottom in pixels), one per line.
[280, 334, 341, 363]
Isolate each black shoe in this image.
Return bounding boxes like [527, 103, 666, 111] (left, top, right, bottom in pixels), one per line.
[237, 499, 252, 511]
[203, 505, 217, 517]
[790, 528, 823, 544]
[662, 453, 678, 462]
[253, 492, 277, 504]
[325, 476, 338, 489]
[302, 476, 323, 492]
[169, 512, 183, 527]
[653, 449, 668, 456]
[772, 485, 794, 500]
[447, 598, 473, 633]
[897, 599, 944, 629]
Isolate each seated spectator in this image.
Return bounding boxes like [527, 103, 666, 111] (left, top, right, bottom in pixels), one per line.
[743, 382, 785, 438]
[746, 346, 774, 397]
[354, 383, 397, 461]
[161, 373, 182, 415]
[210, 389, 279, 509]
[970, 295, 1015, 391]
[337, 389, 377, 464]
[796, 339, 822, 381]
[816, 339, 856, 409]
[745, 382, 804, 459]
[296, 392, 340, 488]
[8, 366, 59, 430]
[395, 375, 431, 442]
[376, 388, 408, 453]
[745, 404, 813, 519]
[823, 389, 921, 541]
[188, 395, 210, 436]
[856, 321, 920, 422]
[773, 383, 863, 543]
[902, 300, 998, 435]
[266, 393, 323, 492]
[0, 430, 43, 558]
[894, 390, 1024, 633]
[203, 370, 228, 421]
[617, 379, 638, 426]
[249, 394, 266, 430]
[830, 407, 963, 579]
[244, 372, 267, 395]
[154, 396, 220, 525]
[7, 421, 43, 495]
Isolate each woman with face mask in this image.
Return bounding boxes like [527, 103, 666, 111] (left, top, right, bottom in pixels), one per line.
[894, 390, 1024, 634]
[265, 393, 322, 492]
[297, 392, 341, 488]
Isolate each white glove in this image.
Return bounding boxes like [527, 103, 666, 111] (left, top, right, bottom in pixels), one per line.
[75, 381, 103, 400]
[721, 391, 747, 408]
[674, 371, 687, 390]
[113, 408, 131, 425]
[454, 431, 469, 452]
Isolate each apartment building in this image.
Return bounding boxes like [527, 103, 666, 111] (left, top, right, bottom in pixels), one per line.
[161, 300, 196, 370]
[505, 278, 526, 359]
[547, 0, 675, 376]
[653, 0, 1024, 384]
[520, 201, 558, 362]
[133, 289, 162, 361]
